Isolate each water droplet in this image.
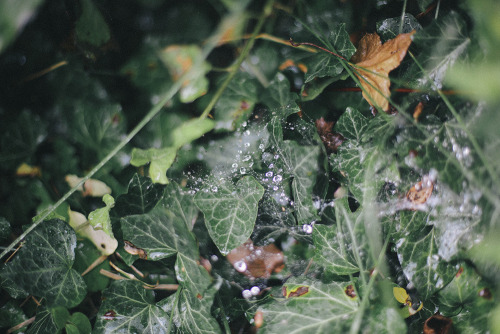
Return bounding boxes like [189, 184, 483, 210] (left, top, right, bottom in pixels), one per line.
[234, 261, 247, 272]
[211, 186, 218, 192]
[251, 286, 261, 296]
[265, 171, 273, 177]
[259, 144, 265, 150]
[232, 163, 238, 168]
[240, 167, 246, 174]
[274, 154, 280, 160]
[211, 255, 218, 262]
[242, 155, 251, 162]
[273, 175, 282, 183]
[302, 224, 313, 234]
[244, 142, 251, 148]
[242, 289, 252, 299]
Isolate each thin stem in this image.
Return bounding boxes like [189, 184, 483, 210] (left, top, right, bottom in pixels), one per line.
[289, 39, 346, 60]
[216, 293, 231, 334]
[399, 0, 408, 34]
[198, 0, 275, 120]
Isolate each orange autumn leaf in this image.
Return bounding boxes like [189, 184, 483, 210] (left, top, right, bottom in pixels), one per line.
[351, 30, 415, 111]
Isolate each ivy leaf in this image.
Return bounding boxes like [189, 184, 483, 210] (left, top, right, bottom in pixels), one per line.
[131, 118, 214, 184]
[213, 72, 259, 132]
[194, 176, 264, 255]
[88, 194, 115, 238]
[114, 174, 165, 216]
[303, 23, 356, 83]
[131, 147, 177, 185]
[0, 219, 86, 308]
[75, 0, 111, 47]
[258, 278, 359, 333]
[27, 306, 70, 334]
[0, 301, 28, 332]
[438, 263, 483, 311]
[313, 198, 372, 275]
[159, 278, 222, 333]
[261, 73, 300, 119]
[159, 45, 210, 103]
[120, 207, 198, 261]
[175, 252, 212, 296]
[159, 181, 198, 231]
[351, 31, 415, 111]
[405, 12, 469, 90]
[395, 227, 458, 300]
[93, 280, 169, 334]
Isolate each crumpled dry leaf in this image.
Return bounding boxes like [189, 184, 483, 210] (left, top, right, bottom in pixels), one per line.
[351, 30, 415, 112]
[315, 117, 344, 153]
[226, 240, 284, 279]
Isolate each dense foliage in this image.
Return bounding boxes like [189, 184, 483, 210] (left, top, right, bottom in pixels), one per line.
[1, 0, 500, 333]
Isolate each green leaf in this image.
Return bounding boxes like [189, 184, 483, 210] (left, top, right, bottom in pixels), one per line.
[313, 197, 373, 275]
[363, 306, 407, 334]
[131, 146, 177, 184]
[175, 252, 212, 296]
[0, 301, 28, 332]
[395, 227, 458, 300]
[158, 278, 223, 333]
[213, 72, 259, 132]
[159, 45, 210, 103]
[194, 175, 264, 255]
[405, 12, 470, 90]
[93, 280, 169, 334]
[68, 312, 92, 334]
[27, 307, 70, 334]
[120, 207, 198, 260]
[75, 0, 111, 47]
[258, 278, 359, 333]
[0, 220, 87, 308]
[159, 181, 199, 230]
[170, 118, 214, 149]
[0, 0, 44, 53]
[73, 239, 111, 292]
[114, 174, 165, 216]
[88, 194, 115, 238]
[302, 23, 355, 83]
[334, 107, 370, 142]
[438, 262, 483, 311]
[261, 73, 300, 119]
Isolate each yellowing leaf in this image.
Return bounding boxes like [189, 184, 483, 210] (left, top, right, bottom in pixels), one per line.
[393, 286, 409, 304]
[351, 31, 415, 111]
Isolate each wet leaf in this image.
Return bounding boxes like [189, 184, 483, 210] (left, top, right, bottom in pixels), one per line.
[93, 280, 169, 334]
[158, 278, 222, 333]
[0, 301, 28, 333]
[261, 73, 300, 119]
[114, 174, 165, 216]
[0, 219, 87, 308]
[213, 72, 259, 132]
[194, 176, 264, 255]
[0, 217, 11, 244]
[131, 147, 177, 184]
[351, 30, 415, 111]
[405, 12, 469, 90]
[120, 207, 198, 261]
[313, 198, 372, 275]
[438, 263, 483, 310]
[258, 278, 359, 333]
[159, 181, 198, 231]
[159, 45, 210, 103]
[395, 227, 458, 300]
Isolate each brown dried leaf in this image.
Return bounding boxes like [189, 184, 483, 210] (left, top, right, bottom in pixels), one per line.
[406, 178, 434, 206]
[351, 31, 415, 111]
[226, 240, 284, 279]
[315, 117, 344, 153]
